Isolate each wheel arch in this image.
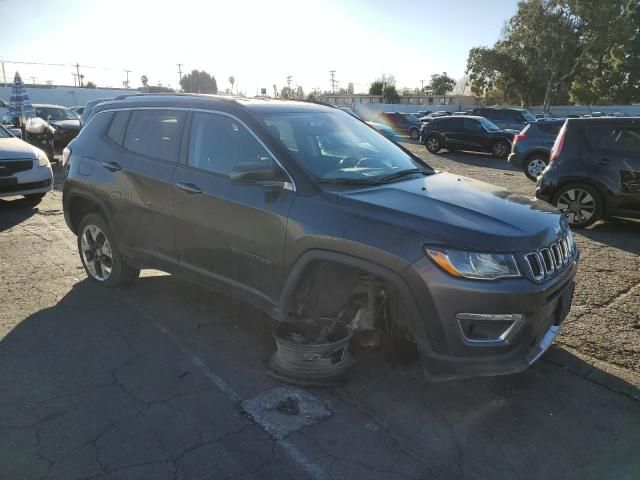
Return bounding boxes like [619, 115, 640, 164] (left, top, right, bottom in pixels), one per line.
[65, 190, 114, 236]
[278, 249, 429, 345]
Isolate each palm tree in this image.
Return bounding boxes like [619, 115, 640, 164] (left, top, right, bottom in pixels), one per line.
[229, 76, 235, 94]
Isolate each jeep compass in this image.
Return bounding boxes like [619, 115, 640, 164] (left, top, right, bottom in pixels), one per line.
[63, 95, 578, 380]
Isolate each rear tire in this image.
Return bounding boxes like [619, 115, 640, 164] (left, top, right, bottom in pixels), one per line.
[552, 183, 603, 228]
[524, 155, 548, 181]
[491, 140, 510, 159]
[77, 213, 139, 287]
[425, 135, 441, 153]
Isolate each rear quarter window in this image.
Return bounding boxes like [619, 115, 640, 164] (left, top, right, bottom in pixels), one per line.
[539, 123, 562, 136]
[106, 111, 129, 144]
[586, 125, 640, 152]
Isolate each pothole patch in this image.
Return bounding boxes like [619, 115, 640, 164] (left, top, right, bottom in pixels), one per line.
[242, 386, 331, 439]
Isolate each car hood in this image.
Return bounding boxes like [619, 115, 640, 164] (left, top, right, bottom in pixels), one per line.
[337, 171, 566, 252]
[49, 119, 80, 130]
[0, 136, 40, 160]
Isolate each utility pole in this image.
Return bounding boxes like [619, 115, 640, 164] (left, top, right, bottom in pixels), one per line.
[1, 62, 6, 87]
[286, 75, 292, 89]
[420, 79, 425, 93]
[329, 70, 336, 93]
[124, 69, 131, 88]
[71, 72, 78, 87]
[75, 63, 82, 87]
[30, 76, 36, 85]
[177, 63, 183, 88]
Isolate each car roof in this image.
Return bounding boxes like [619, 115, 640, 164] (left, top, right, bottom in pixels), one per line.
[33, 103, 68, 109]
[90, 94, 335, 115]
[566, 117, 640, 126]
[475, 106, 528, 112]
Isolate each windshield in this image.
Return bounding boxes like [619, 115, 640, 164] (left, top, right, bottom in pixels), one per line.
[35, 107, 77, 121]
[479, 117, 502, 131]
[259, 110, 430, 183]
[0, 125, 12, 138]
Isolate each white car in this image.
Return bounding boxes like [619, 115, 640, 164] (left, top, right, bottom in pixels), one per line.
[0, 124, 53, 203]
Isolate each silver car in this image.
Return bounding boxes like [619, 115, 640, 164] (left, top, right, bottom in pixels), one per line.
[0, 124, 53, 203]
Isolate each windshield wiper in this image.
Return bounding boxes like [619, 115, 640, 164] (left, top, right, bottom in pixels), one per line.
[378, 168, 426, 183]
[317, 177, 383, 186]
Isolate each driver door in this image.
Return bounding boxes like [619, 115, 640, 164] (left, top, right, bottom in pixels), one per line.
[172, 111, 296, 304]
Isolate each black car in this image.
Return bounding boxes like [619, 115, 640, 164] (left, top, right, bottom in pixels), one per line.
[374, 112, 422, 140]
[471, 107, 537, 131]
[31, 104, 81, 157]
[536, 117, 640, 228]
[421, 115, 516, 159]
[509, 120, 564, 181]
[63, 94, 577, 381]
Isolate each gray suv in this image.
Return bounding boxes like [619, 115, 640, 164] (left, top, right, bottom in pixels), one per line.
[62, 95, 578, 380]
[509, 120, 564, 181]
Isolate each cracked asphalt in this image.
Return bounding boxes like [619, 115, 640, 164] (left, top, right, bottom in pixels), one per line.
[1, 151, 639, 480]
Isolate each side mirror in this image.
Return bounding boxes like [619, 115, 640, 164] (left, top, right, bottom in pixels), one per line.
[230, 162, 290, 189]
[9, 128, 22, 138]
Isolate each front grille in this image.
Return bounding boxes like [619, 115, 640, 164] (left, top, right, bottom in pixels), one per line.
[523, 232, 576, 282]
[0, 160, 33, 177]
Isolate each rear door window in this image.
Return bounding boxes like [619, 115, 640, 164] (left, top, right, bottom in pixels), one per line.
[123, 109, 186, 162]
[463, 118, 482, 131]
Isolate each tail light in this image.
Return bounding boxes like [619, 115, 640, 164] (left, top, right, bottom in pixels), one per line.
[549, 123, 567, 164]
[513, 131, 527, 144]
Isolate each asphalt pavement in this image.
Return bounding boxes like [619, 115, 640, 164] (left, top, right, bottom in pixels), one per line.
[0, 153, 638, 480]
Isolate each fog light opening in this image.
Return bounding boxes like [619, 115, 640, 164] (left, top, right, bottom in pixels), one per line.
[456, 313, 524, 343]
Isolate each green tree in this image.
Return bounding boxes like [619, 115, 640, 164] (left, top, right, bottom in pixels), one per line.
[180, 70, 217, 94]
[369, 81, 384, 95]
[382, 85, 400, 103]
[429, 72, 456, 96]
[280, 86, 291, 99]
[465, 0, 638, 109]
[85, 81, 97, 89]
[140, 75, 148, 88]
[347, 82, 354, 94]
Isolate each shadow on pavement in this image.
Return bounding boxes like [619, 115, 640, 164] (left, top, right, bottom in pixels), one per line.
[579, 217, 640, 255]
[0, 197, 40, 232]
[2, 275, 639, 479]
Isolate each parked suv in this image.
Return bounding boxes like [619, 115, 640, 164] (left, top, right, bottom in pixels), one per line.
[472, 107, 537, 131]
[509, 119, 564, 181]
[375, 112, 422, 140]
[421, 115, 515, 158]
[63, 95, 578, 380]
[536, 117, 640, 228]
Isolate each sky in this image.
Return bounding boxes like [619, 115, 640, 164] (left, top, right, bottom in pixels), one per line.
[0, 0, 519, 95]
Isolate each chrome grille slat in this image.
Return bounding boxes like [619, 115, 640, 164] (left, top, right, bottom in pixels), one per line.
[523, 232, 575, 282]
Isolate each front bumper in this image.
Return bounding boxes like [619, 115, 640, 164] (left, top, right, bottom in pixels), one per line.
[406, 254, 578, 380]
[0, 163, 54, 197]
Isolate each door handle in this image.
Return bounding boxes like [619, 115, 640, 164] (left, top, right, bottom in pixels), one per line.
[101, 161, 122, 172]
[175, 182, 202, 194]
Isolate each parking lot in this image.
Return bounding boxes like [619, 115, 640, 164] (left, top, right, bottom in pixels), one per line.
[1, 145, 639, 480]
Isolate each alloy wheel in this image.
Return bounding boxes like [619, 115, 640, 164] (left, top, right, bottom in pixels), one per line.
[80, 224, 113, 281]
[426, 137, 439, 151]
[556, 189, 596, 225]
[527, 158, 547, 178]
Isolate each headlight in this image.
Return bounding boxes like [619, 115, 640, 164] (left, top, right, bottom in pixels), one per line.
[36, 150, 50, 167]
[426, 248, 521, 280]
